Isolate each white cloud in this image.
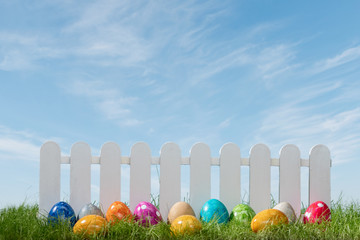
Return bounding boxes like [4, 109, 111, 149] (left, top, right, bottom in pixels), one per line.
[0, 32, 62, 71]
[66, 80, 142, 126]
[219, 118, 231, 128]
[256, 44, 298, 80]
[254, 82, 360, 165]
[322, 108, 360, 132]
[0, 125, 48, 162]
[311, 45, 360, 74]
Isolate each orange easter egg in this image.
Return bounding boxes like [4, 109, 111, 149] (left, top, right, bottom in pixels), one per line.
[106, 201, 133, 224]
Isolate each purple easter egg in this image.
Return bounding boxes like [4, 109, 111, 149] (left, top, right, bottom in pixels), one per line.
[133, 201, 162, 226]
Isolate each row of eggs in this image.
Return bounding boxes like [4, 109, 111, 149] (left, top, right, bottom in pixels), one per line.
[47, 199, 331, 236]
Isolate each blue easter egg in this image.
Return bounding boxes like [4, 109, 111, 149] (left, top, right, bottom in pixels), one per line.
[48, 201, 76, 227]
[200, 199, 229, 224]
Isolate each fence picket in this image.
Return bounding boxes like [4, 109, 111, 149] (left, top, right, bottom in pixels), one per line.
[279, 144, 301, 216]
[249, 143, 271, 213]
[159, 142, 181, 219]
[309, 144, 331, 207]
[190, 143, 211, 217]
[70, 142, 92, 214]
[100, 142, 121, 213]
[39, 141, 61, 216]
[219, 143, 241, 212]
[130, 142, 152, 211]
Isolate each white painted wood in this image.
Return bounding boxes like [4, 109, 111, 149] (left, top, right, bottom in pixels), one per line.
[100, 142, 121, 213]
[70, 142, 92, 214]
[39, 142, 332, 218]
[159, 142, 181, 219]
[60, 156, 311, 166]
[130, 142, 151, 211]
[219, 143, 241, 212]
[279, 144, 301, 217]
[182, 157, 190, 165]
[189, 143, 211, 217]
[39, 141, 61, 216]
[309, 144, 331, 207]
[249, 143, 271, 213]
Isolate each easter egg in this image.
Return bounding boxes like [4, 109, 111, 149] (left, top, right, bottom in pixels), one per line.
[106, 201, 133, 224]
[78, 203, 104, 220]
[230, 204, 256, 224]
[200, 199, 229, 224]
[134, 201, 163, 226]
[48, 201, 76, 227]
[73, 215, 106, 237]
[273, 202, 296, 223]
[303, 201, 330, 224]
[251, 209, 288, 232]
[167, 201, 196, 224]
[170, 215, 202, 236]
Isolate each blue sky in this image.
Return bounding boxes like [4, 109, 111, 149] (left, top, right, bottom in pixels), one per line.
[1, 0, 360, 209]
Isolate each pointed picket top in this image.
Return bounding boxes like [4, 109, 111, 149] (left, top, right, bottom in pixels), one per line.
[279, 144, 301, 217]
[309, 144, 331, 207]
[159, 142, 181, 219]
[249, 143, 271, 213]
[130, 142, 152, 211]
[100, 142, 121, 213]
[70, 142, 92, 214]
[39, 141, 61, 216]
[219, 143, 241, 212]
[190, 142, 211, 217]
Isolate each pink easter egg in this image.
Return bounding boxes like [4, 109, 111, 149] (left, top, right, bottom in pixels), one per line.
[133, 202, 163, 226]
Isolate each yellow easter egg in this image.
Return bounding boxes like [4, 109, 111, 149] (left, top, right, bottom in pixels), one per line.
[73, 215, 106, 237]
[170, 215, 202, 236]
[251, 209, 288, 232]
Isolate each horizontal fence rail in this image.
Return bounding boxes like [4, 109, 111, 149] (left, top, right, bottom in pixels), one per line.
[39, 141, 331, 219]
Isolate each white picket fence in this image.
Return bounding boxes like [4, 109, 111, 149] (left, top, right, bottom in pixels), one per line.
[39, 141, 331, 219]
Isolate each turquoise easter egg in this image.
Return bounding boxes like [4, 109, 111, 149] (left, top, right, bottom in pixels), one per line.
[200, 199, 229, 224]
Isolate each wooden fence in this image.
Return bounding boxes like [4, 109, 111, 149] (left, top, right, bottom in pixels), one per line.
[39, 141, 331, 219]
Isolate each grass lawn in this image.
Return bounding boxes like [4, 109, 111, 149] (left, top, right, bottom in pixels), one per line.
[1, 201, 360, 239]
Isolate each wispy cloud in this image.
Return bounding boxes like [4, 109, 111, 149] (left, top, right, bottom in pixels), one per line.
[219, 118, 232, 128]
[254, 80, 360, 165]
[0, 125, 47, 162]
[310, 45, 360, 74]
[66, 80, 142, 126]
[0, 31, 64, 71]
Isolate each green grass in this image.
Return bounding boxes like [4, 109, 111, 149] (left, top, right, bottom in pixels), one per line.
[1, 201, 360, 239]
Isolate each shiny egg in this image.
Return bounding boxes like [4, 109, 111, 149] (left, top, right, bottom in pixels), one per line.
[200, 199, 229, 224]
[167, 201, 196, 224]
[134, 201, 163, 226]
[106, 201, 133, 224]
[78, 203, 104, 220]
[230, 204, 256, 224]
[251, 209, 289, 232]
[73, 215, 106, 237]
[303, 201, 330, 224]
[48, 201, 76, 227]
[273, 202, 296, 223]
[170, 215, 202, 236]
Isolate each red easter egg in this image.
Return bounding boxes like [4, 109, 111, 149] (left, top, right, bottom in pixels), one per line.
[303, 201, 331, 224]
